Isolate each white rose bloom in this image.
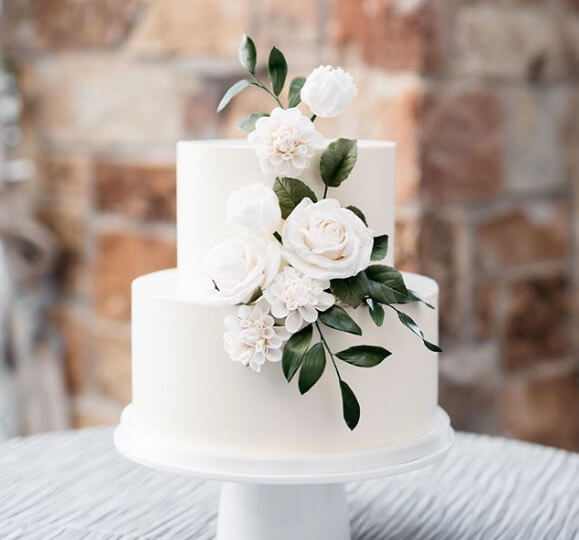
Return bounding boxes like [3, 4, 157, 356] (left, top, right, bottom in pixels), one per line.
[202, 235, 281, 305]
[224, 301, 290, 372]
[264, 266, 335, 334]
[301, 65, 358, 118]
[282, 198, 373, 281]
[226, 183, 281, 235]
[248, 107, 322, 177]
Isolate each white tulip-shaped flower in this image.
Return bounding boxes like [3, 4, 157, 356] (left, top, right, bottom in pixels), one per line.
[301, 65, 358, 118]
[264, 266, 335, 334]
[226, 183, 281, 235]
[224, 301, 290, 372]
[248, 107, 323, 177]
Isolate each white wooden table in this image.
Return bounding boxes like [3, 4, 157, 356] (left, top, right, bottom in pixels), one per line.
[0, 428, 577, 539]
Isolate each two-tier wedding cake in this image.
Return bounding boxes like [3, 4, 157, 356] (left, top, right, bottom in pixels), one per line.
[119, 35, 442, 458]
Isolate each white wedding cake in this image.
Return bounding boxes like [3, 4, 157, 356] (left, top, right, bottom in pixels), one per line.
[119, 36, 441, 458]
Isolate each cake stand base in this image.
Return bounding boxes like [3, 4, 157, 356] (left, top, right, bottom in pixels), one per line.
[114, 407, 454, 540]
[217, 482, 349, 540]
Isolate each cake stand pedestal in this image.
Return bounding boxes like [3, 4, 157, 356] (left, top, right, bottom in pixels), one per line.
[114, 406, 454, 540]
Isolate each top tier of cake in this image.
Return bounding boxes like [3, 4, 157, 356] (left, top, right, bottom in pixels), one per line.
[176, 140, 396, 294]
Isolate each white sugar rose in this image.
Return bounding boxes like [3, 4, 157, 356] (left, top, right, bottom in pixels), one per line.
[264, 266, 335, 334]
[226, 183, 281, 235]
[282, 198, 373, 281]
[202, 235, 281, 305]
[248, 107, 322, 177]
[224, 301, 290, 372]
[301, 65, 358, 118]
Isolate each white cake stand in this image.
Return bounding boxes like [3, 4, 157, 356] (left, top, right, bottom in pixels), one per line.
[114, 406, 454, 540]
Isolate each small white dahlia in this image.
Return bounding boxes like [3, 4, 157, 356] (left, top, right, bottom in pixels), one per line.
[264, 266, 335, 334]
[248, 107, 323, 177]
[224, 302, 290, 372]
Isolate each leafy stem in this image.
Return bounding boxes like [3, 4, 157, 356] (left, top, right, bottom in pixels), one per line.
[315, 321, 342, 382]
[323, 184, 329, 199]
[251, 77, 283, 108]
[310, 113, 317, 122]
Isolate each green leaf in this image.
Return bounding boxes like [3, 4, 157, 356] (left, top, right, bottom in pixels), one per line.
[401, 289, 435, 310]
[288, 76, 306, 108]
[346, 205, 367, 225]
[217, 79, 251, 112]
[298, 342, 326, 394]
[268, 46, 288, 96]
[336, 345, 391, 367]
[282, 325, 313, 382]
[318, 305, 362, 336]
[237, 112, 268, 132]
[239, 33, 257, 75]
[319, 138, 358, 187]
[371, 235, 389, 261]
[394, 309, 442, 353]
[340, 380, 360, 430]
[273, 177, 318, 219]
[330, 272, 369, 308]
[366, 299, 385, 327]
[365, 265, 408, 304]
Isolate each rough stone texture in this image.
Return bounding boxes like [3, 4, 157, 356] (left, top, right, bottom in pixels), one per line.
[501, 369, 579, 450]
[476, 202, 571, 273]
[128, 0, 251, 58]
[476, 280, 500, 339]
[421, 89, 504, 203]
[95, 159, 176, 222]
[331, 0, 445, 73]
[23, 57, 181, 147]
[3, 0, 142, 50]
[395, 210, 420, 271]
[93, 327, 131, 405]
[36, 154, 90, 203]
[504, 274, 571, 372]
[454, 6, 571, 81]
[94, 230, 176, 321]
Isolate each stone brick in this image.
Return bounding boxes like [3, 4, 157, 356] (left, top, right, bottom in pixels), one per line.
[24, 57, 181, 147]
[36, 154, 90, 202]
[504, 274, 571, 371]
[439, 342, 501, 435]
[356, 74, 423, 204]
[95, 159, 176, 222]
[505, 88, 567, 193]
[184, 84, 221, 139]
[95, 230, 176, 321]
[454, 6, 569, 81]
[476, 202, 571, 273]
[421, 89, 504, 204]
[49, 305, 90, 394]
[37, 204, 90, 298]
[128, 0, 251, 58]
[3, 0, 142, 50]
[476, 280, 500, 339]
[395, 210, 421, 272]
[93, 327, 131, 405]
[418, 210, 470, 338]
[501, 369, 579, 450]
[71, 395, 122, 428]
[331, 0, 445, 73]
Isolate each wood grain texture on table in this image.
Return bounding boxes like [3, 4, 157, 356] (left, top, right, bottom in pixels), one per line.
[0, 429, 577, 539]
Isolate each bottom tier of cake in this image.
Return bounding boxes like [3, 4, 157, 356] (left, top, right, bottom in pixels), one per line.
[128, 269, 439, 457]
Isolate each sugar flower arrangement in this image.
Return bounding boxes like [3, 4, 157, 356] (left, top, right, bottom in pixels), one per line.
[202, 34, 441, 430]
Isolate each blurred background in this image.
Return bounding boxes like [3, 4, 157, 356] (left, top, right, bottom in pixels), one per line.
[0, 0, 577, 449]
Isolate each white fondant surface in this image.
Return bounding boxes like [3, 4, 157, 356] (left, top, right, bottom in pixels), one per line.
[130, 269, 439, 457]
[177, 140, 396, 294]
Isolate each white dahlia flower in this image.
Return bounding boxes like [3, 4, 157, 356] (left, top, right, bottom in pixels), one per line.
[282, 198, 373, 281]
[301, 65, 358, 118]
[248, 107, 322, 177]
[224, 301, 290, 372]
[264, 266, 335, 334]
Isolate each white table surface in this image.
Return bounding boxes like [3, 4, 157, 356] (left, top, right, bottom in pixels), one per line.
[0, 428, 577, 539]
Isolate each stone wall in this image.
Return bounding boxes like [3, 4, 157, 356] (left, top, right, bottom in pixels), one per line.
[3, 0, 578, 449]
